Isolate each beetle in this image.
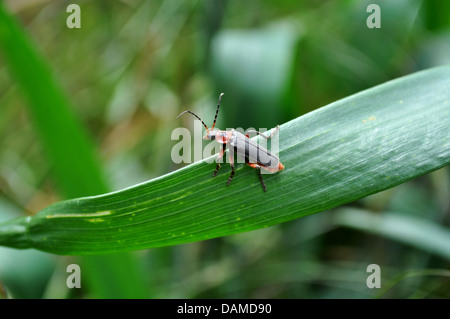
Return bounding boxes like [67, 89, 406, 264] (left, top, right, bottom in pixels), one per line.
[177, 93, 284, 192]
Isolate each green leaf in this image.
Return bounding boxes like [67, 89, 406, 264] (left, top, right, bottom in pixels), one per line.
[0, 2, 107, 199]
[1, 65, 449, 255]
[0, 3, 147, 297]
[332, 208, 450, 260]
[211, 22, 300, 128]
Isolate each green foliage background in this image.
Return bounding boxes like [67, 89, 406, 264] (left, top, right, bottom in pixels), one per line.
[0, 0, 449, 298]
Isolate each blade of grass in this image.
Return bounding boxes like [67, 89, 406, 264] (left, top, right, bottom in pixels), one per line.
[0, 3, 107, 199]
[376, 269, 450, 298]
[333, 208, 450, 260]
[0, 3, 147, 297]
[0, 63, 449, 255]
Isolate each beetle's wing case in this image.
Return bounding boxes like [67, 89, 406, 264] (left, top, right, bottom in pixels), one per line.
[229, 130, 280, 170]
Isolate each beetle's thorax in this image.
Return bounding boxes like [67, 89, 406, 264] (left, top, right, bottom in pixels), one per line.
[204, 130, 233, 144]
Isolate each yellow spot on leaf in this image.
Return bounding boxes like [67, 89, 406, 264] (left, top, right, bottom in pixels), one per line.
[363, 116, 376, 123]
[46, 211, 112, 219]
[88, 218, 104, 223]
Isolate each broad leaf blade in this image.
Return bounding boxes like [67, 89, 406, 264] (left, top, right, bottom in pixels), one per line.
[0, 65, 449, 255]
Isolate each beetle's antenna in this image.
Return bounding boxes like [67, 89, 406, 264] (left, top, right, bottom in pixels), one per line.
[177, 110, 209, 131]
[211, 93, 224, 130]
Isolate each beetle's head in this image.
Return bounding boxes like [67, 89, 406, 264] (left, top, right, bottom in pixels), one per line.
[204, 129, 218, 140]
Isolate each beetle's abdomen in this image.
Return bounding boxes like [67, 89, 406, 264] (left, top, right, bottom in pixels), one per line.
[229, 131, 280, 170]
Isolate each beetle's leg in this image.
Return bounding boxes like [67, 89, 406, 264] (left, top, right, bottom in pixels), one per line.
[213, 143, 226, 177]
[226, 148, 235, 186]
[257, 168, 267, 192]
[247, 163, 267, 192]
[247, 125, 279, 140]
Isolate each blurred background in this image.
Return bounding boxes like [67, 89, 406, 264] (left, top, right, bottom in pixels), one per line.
[0, 0, 449, 298]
